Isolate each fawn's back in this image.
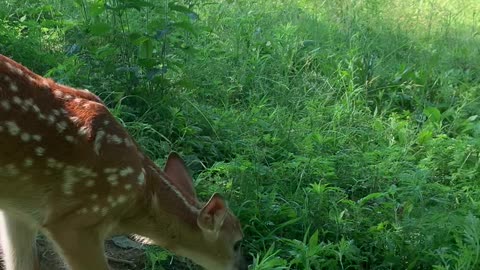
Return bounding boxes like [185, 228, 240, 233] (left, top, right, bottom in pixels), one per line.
[0, 55, 143, 226]
[0, 55, 246, 270]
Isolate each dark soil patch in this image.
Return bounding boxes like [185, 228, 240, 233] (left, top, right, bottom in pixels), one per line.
[37, 236, 147, 270]
[0, 235, 197, 270]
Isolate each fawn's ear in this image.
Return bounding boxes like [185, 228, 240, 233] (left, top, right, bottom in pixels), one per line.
[164, 152, 197, 198]
[197, 193, 228, 233]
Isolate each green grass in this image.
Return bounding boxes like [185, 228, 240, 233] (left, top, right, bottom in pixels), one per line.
[1, 0, 480, 269]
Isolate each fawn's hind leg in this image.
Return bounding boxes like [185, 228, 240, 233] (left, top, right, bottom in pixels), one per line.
[0, 211, 40, 270]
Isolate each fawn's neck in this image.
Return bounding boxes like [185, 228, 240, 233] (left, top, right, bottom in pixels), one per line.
[117, 158, 202, 249]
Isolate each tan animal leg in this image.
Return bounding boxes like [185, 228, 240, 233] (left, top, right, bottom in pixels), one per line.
[0, 211, 39, 270]
[46, 228, 110, 270]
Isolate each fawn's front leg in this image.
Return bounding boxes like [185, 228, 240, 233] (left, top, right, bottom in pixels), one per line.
[0, 211, 40, 270]
[46, 227, 110, 270]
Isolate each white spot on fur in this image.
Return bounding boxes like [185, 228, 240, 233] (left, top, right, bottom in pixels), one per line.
[28, 75, 36, 83]
[24, 98, 34, 108]
[46, 158, 64, 169]
[9, 83, 18, 92]
[53, 90, 63, 98]
[23, 158, 33, 167]
[107, 134, 123, 144]
[69, 116, 80, 124]
[107, 174, 119, 186]
[56, 121, 68, 133]
[94, 129, 105, 155]
[137, 171, 145, 185]
[47, 114, 56, 125]
[0, 100, 11, 111]
[3, 62, 13, 70]
[117, 195, 127, 204]
[35, 147, 45, 156]
[1, 74, 11, 82]
[40, 78, 49, 87]
[104, 168, 118, 174]
[78, 126, 89, 136]
[124, 138, 134, 147]
[4, 62, 23, 77]
[108, 195, 117, 207]
[20, 132, 31, 142]
[12, 96, 22, 105]
[119, 167, 134, 177]
[4, 164, 19, 176]
[5, 121, 20, 136]
[32, 134, 42, 141]
[46, 158, 56, 168]
[63, 167, 78, 195]
[32, 104, 40, 113]
[65, 135, 75, 143]
[76, 167, 97, 178]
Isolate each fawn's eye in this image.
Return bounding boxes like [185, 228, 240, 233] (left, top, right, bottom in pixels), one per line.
[233, 240, 242, 252]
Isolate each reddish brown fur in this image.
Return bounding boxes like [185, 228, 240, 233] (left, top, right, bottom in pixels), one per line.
[0, 55, 245, 270]
[0, 55, 142, 225]
[0, 54, 198, 226]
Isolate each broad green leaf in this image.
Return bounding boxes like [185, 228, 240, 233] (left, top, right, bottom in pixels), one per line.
[418, 130, 432, 144]
[357, 192, 386, 206]
[308, 230, 319, 250]
[423, 107, 441, 122]
[467, 115, 478, 122]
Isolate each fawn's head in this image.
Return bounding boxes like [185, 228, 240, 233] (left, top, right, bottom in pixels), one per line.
[141, 153, 247, 270]
[192, 192, 246, 270]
